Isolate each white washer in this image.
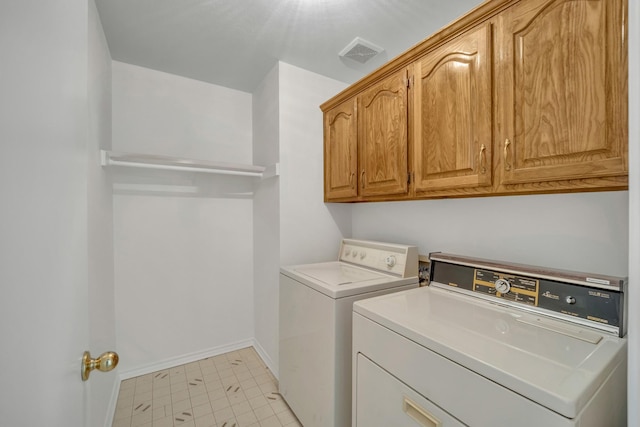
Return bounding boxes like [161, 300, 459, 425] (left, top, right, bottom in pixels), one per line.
[279, 239, 419, 427]
[353, 253, 628, 427]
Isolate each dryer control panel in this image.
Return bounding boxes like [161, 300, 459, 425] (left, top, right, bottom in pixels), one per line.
[473, 269, 539, 306]
[428, 253, 627, 337]
[339, 239, 418, 278]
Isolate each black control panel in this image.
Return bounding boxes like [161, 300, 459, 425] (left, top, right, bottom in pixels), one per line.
[429, 258, 625, 335]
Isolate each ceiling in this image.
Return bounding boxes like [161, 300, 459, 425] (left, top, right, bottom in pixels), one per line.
[95, 0, 485, 93]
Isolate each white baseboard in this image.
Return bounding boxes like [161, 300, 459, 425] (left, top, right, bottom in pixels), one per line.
[117, 338, 255, 380]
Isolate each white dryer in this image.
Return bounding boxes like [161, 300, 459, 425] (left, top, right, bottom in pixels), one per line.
[353, 253, 628, 427]
[279, 239, 419, 427]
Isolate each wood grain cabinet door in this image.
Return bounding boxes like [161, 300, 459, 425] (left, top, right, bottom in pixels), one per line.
[324, 99, 358, 201]
[413, 23, 493, 193]
[357, 69, 409, 198]
[498, 0, 627, 186]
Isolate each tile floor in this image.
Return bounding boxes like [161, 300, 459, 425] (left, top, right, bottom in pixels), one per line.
[112, 347, 301, 427]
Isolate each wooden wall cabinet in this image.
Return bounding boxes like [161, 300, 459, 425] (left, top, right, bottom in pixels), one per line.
[496, 0, 628, 192]
[321, 0, 627, 202]
[324, 98, 358, 200]
[323, 69, 410, 202]
[412, 23, 493, 195]
[358, 69, 410, 198]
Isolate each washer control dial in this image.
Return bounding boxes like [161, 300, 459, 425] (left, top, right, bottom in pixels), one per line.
[385, 255, 397, 268]
[494, 278, 511, 294]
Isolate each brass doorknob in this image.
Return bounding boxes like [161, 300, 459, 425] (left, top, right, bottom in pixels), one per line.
[81, 350, 119, 381]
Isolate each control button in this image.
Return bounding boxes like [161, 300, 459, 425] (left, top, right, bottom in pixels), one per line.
[352, 250, 358, 257]
[344, 247, 351, 256]
[566, 296, 576, 305]
[360, 251, 366, 259]
[385, 255, 396, 268]
[494, 278, 511, 294]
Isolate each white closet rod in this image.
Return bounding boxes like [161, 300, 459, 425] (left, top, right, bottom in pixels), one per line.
[101, 150, 277, 178]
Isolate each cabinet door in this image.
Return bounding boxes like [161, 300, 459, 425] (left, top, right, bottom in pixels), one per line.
[324, 98, 358, 200]
[498, 0, 627, 185]
[413, 23, 493, 192]
[358, 69, 409, 197]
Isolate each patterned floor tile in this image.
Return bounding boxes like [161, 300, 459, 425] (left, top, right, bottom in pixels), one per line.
[112, 348, 299, 427]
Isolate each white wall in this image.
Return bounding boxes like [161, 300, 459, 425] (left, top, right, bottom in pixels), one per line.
[352, 191, 628, 275]
[278, 62, 352, 266]
[87, 1, 118, 425]
[252, 62, 351, 374]
[111, 62, 252, 162]
[112, 62, 255, 375]
[627, 0, 639, 424]
[253, 64, 281, 372]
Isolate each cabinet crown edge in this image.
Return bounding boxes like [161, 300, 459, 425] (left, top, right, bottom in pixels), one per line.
[320, 0, 517, 112]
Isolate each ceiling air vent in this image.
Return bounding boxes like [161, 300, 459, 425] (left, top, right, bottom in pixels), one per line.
[338, 37, 384, 64]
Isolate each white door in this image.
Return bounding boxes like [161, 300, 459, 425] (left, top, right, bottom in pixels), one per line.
[0, 0, 92, 425]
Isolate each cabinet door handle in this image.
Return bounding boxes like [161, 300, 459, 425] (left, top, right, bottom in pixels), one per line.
[361, 169, 365, 189]
[349, 172, 355, 189]
[479, 143, 487, 174]
[504, 138, 512, 171]
[403, 397, 441, 427]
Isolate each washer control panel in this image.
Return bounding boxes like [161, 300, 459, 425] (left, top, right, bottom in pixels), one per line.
[339, 239, 418, 278]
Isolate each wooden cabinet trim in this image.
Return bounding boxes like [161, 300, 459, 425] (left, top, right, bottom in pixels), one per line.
[321, 0, 517, 113]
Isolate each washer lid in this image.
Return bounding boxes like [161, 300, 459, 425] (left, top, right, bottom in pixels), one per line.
[281, 261, 417, 298]
[353, 286, 628, 419]
[294, 263, 384, 286]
